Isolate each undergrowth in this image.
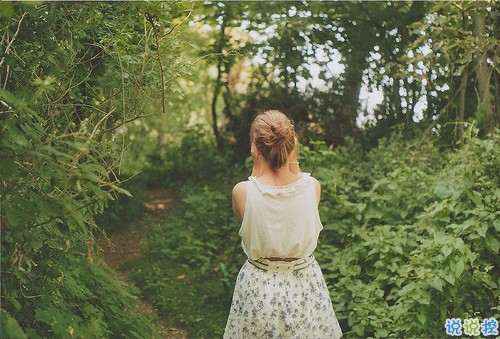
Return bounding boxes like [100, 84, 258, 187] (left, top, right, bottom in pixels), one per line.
[124, 180, 246, 338]
[312, 129, 500, 337]
[119, 134, 247, 338]
[119, 128, 499, 338]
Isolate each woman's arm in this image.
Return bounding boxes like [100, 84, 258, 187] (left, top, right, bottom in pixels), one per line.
[232, 181, 247, 221]
[312, 177, 321, 205]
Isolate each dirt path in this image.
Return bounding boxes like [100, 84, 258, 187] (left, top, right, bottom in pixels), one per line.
[99, 190, 188, 339]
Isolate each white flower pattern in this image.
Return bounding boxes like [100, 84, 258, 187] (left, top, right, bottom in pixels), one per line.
[224, 257, 342, 339]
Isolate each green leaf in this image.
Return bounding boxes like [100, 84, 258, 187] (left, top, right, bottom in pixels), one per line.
[485, 236, 499, 254]
[0, 89, 34, 114]
[393, 245, 403, 255]
[0, 2, 14, 19]
[29, 238, 44, 250]
[5, 120, 29, 146]
[6, 293, 22, 312]
[429, 276, 444, 292]
[115, 186, 133, 197]
[455, 55, 472, 64]
[441, 245, 452, 258]
[467, 190, 482, 206]
[416, 312, 426, 325]
[454, 260, 465, 279]
[443, 271, 456, 285]
[433, 181, 452, 198]
[0, 156, 18, 180]
[1, 310, 27, 339]
[5, 204, 20, 227]
[375, 328, 389, 337]
[63, 199, 85, 228]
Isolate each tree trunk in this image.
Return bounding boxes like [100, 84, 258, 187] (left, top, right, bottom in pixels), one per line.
[211, 10, 227, 152]
[472, 5, 494, 134]
[336, 56, 364, 143]
[455, 10, 469, 145]
[457, 64, 468, 145]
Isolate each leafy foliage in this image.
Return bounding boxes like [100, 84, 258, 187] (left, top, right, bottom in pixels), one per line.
[193, 1, 499, 151]
[122, 127, 499, 338]
[1, 2, 188, 338]
[122, 132, 246, 338]
[313, 129, 500, 337]
[2, 2, 498, 338]
[125, 182, 243, 338]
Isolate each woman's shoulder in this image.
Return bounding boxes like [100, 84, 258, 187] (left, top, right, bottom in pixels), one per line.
[299, 172, 321, 188]
[232, 180, 248, 221]
[232, 180, 248, 196]
[310, 175, 321, 186]
[309, 175, 321, 203]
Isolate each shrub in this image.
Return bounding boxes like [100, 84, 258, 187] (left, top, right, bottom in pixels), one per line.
[314, 129, 500, 337]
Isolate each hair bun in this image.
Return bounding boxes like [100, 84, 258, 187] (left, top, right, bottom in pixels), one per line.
[270, 122, 284, 136]
[251, 110, 297, 171]
[269, 122, 287, 144]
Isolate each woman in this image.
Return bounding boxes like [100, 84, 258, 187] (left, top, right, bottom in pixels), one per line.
[224, 110, 342, 338]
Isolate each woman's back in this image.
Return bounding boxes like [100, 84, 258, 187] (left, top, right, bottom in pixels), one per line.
[239, 173, 323, 260]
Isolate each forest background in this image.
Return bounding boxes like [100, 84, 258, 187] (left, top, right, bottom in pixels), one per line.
[1, 1, 499, 338]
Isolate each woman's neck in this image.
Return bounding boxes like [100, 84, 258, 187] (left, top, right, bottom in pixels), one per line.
[255, 163, 300, 186]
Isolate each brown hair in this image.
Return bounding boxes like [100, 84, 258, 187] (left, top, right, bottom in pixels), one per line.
[250, 110, 297, 171]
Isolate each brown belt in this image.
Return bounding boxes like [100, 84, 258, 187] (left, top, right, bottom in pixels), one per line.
[247, 255, 315, 271]
[266, 257, 299, 262]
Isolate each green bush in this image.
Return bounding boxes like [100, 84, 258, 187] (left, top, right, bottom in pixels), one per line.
[314, 129, 500, 337]
[0, 107, 160, 337]
[121, 127, 499, 338]
[117, 127, 247, 337]
[125, 182, 245, 338]
[143, 125, 230, 188]
[1, 3, 183, 337]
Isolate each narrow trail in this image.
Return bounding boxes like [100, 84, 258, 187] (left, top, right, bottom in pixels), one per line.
[99, 189, 188, 339]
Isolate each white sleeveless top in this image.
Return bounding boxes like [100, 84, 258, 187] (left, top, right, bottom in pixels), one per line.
[239, 172, 323, 260]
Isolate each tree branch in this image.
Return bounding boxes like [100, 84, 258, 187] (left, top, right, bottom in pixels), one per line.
[145, 13, 166, 115]
[1, 12, 28, 89]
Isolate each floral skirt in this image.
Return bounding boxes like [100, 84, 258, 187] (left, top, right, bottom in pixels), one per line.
[224, 256, 342, 339]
